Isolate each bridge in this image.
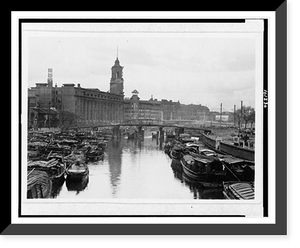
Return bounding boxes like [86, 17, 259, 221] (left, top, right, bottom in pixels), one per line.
[70, 121, 212, 139]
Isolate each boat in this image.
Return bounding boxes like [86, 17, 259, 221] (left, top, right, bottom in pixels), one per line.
[27, 169, 52, 199]
[169, 145, 185, 160]
[202, 133, 255, 162]
[85, 146, 104, 162]
[27, 156, 66, 180]
[199, 148, 217, 157]
[178, 133, 195, 143]
[66, 175, 89, 192]
[223, 181, 254, 200]
[180, 154, 225, 184]
[64, 150, 86, 165]
[66, 161, 89, 180]
[219, 156, 255, 182]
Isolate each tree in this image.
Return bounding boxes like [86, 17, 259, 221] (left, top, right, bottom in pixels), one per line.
[59, 111, 81, 129]
[235, 106, 255, 129]
[242, 106, 255, 128]
[248, 108, 255, 129]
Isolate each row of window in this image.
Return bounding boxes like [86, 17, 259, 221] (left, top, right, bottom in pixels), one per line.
[80, 91, 121, 101]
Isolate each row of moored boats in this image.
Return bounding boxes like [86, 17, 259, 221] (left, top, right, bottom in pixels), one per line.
[27, 130, 107, 198]
[164, 133, 255, 200]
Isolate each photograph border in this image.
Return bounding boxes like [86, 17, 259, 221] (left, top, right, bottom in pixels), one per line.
[3, 3, 287, 234]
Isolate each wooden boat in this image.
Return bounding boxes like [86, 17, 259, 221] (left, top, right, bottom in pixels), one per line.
[223, 181, 254, 200]
[85, 146, 104, 162]
[66, 175, 89, 192]
[66, 161, 89, 180]
[170, 145, 185, 160]
[182, 174, 223, 189]
[219, 156, 255, 181]
[27, 169, 52, 199]
[27, 156, 65, 180]
[180, 154, 225, 183]
[178, 133, 194, 143]
[64, 150, 86, 165]
[202, 134, 254, 162]
[199, 148, 217, 157]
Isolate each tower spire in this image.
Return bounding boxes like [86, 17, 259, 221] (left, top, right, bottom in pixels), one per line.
[117, 45, 118, 59]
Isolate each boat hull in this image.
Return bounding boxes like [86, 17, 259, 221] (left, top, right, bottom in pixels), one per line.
[202, 134, 254, 162]
[223, 181, 254, 200]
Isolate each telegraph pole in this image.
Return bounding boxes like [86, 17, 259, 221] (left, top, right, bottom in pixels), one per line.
[220, 103, 222, 127]
[241, 100, 243, 129]
[234, 104, 236, 128]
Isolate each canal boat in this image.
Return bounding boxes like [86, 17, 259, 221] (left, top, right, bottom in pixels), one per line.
[219, 156, 255, 182]
[27, 156, 66, 180]
[180, 154, 225, 183]
[199, 148, 218, 157]
[223, 181, 254, 200]
[202, 133, 255, 162]
[66, 161, 89, 180]
[27, 169, 52, 199]
[85, 146, 104, 162]
[170, 144, 186, 161]
[178, 133, 195, 143]
[66, 175, 89, 192]
[64, 150, 86, 165]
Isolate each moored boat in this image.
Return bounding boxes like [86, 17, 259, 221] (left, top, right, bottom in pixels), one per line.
[85, 146, 104, 162]
[66, 161, 89, 180]
[27, 169, 52, 199]
[223, 181, 254, 200]
[180, 154, 225, 184]
[27, 156, 66, 180]
[219, 156, 255, 182]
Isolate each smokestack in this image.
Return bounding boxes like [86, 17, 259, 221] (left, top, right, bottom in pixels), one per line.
[47, 68, 53, 87]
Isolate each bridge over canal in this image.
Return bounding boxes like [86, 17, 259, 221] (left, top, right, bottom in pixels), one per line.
[71, 121, 212, 139]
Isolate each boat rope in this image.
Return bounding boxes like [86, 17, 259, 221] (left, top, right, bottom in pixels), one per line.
[219, 160, 241, 181]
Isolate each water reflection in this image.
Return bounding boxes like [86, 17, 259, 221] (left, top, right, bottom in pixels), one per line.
[107, 138, 123, 195]
[50, 129, 224, 199]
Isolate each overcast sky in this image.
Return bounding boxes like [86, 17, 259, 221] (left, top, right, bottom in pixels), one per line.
[25, 23, 260, 111]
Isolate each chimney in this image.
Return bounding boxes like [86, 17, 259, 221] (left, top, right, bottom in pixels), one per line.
[47, 68, 53, 87]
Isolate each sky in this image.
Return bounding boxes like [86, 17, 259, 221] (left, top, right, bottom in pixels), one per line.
[25, 23, 259, 112]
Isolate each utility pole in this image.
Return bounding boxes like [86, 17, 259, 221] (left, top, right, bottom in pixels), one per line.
[234, 104, 236, 128]
[241, 100, 243, 129]
[48, 101, 51, 129]
[220, 103, 222, 127]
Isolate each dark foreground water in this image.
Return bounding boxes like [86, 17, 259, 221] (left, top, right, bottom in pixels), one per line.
[51, 130, 224, 200]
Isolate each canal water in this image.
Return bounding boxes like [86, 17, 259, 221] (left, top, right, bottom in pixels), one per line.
[51, 129, 224, 200]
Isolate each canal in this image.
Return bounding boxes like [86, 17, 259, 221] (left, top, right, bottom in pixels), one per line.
[51, 129, 224, 200]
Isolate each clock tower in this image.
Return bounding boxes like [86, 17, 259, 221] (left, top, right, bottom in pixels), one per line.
[110, 56, 124, 95]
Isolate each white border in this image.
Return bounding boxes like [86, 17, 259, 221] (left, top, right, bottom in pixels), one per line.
[11, 11, 276, 225]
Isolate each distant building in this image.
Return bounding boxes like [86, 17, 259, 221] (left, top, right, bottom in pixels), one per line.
[28, 55, 211, 129]
[110, 57, 124, 95]
[124, 90, 162, 124]
[28, 58, 125, 128]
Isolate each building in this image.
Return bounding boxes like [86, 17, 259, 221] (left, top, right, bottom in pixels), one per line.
[28, 55, 211, 129]
[124, 91, 162, 124]
[110, 57, 124, 95]
[28, 57, 125, 128]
